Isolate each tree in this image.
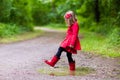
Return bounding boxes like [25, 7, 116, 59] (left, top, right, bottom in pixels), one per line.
[94, 0, 100, 22]
[10, 0, 33, 31]
[0, 0, 12, 22]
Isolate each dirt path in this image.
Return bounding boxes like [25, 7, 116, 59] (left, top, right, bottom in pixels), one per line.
[0, 30, 120, 80]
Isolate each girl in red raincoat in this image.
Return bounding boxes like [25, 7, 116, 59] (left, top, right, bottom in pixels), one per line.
[44, 10, 81, 71]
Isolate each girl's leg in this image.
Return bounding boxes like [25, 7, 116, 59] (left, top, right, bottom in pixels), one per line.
[44, 47, 65, 67]
[66, 52, 74, 63]
[55, 47, 65, 58]
[66, 52, 75, 71]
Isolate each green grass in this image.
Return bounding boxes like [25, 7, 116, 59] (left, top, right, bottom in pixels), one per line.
[0, 30, 43, 43]
[80, 29, 120, 58]
[38, 66, 95, 76]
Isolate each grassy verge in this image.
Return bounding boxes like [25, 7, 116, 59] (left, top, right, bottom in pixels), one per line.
[41, 23, 120, 58]
[0, 23, 44, 43]
[0, 30, 43, 44]
[80, 29, 120, 58]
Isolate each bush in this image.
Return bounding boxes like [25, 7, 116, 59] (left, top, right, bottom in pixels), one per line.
[0, 0, 12, 22]
[0, 23, 23, 38]
[10, 0, 33, 31]
[107, 28, 120, 48]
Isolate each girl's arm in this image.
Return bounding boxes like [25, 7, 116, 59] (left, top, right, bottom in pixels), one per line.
[70, 22, 79, 47]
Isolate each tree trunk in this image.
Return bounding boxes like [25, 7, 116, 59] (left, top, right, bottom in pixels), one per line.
[95, 0, 100, 23]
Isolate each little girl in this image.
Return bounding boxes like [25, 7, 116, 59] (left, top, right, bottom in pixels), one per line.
[44, 10, 81, 71]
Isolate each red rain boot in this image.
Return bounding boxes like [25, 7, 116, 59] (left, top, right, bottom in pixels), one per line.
[69, 61, 75, 71]
[44, 56, 59, 67]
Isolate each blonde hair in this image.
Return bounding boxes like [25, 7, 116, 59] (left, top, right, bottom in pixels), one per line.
[64, 10, 77, 26]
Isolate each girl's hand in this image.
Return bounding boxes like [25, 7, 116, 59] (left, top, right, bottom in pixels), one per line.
[69, 45, 74, 48]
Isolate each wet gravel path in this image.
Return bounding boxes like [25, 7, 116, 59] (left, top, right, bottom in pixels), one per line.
[0, 31, 120, 80]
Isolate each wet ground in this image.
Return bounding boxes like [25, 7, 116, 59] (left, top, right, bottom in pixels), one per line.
[0, 30, 120, 80]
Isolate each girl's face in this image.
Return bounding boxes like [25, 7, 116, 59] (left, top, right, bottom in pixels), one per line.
[65, 19, 70, 26]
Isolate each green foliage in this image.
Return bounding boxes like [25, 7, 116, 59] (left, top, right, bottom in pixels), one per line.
[80, 28, 120, 58]
[0, 0, 33, 31]
[107, 28, 120, 48]
[0, 23, 23, 38]
[32, 0, 82, 25]
[10, 0, 33, 31]
[32, 0, 51, 25]
[55, 0, 82, 19]
[0, 0, 119, 30]
[76, 0, 120, 35]
[0, 0, 12, 22]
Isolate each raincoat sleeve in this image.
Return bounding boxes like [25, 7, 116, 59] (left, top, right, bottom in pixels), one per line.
[70, 22, 79, 46]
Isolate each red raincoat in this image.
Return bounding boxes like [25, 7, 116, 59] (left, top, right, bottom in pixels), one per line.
[60, 21, 81, 54]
